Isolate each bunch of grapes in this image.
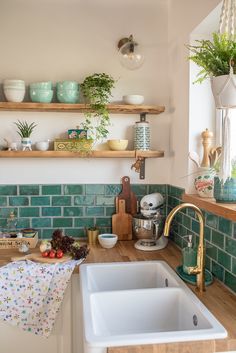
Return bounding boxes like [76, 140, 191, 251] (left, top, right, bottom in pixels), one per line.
[51, 229, 89, 260]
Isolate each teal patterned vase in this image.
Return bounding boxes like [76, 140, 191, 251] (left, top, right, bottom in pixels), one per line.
[134, 121, 150, 150]
[214, 176, 236, 203]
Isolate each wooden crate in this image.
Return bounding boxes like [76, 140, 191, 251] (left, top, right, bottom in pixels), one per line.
[0, 232, 38, 249]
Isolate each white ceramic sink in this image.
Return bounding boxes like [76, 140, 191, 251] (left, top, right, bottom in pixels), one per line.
[80, 261, 227, 348]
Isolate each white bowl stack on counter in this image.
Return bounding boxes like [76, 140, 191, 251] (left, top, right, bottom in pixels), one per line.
[3, 79, 26, 102]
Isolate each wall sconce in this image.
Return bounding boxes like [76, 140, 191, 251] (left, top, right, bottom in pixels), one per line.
[117, 35, 145, 70]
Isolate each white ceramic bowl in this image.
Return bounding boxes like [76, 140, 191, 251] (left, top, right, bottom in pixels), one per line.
[35, 140, 50, 151]
[107, 139, 128, 151]
[98, 233, 118, 249]
[3, 79, 25, 87]
[4, 87, 25, 102]
[123, 95, 144, 105]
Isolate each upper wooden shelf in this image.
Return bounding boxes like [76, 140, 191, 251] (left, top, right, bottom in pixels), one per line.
[182, 193, 236, 222]
[0, 102, 165, 115]
[0, 150, 164, 159]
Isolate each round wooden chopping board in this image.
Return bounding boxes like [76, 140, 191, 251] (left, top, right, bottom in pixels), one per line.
[11, 252, 72, 263]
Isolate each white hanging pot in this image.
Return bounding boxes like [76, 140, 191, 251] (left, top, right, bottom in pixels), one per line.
[211, 74, 236, 108]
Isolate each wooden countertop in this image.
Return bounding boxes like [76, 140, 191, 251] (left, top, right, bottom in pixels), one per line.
[1, 241, 236, 352]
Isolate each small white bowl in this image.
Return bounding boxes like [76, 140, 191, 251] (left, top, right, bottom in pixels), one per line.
[98, 233, 118, 249]
[4, 87, 25, 102]
[123, 95, 144, 105]
[35, 140, 50, 151]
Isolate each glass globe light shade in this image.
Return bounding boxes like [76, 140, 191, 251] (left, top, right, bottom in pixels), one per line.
[118, 39, 145, 70]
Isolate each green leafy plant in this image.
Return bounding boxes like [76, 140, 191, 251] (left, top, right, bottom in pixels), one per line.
[187, 32, 236, 83]
[81, 73, 115, 141]
[14, 120, 37, 138]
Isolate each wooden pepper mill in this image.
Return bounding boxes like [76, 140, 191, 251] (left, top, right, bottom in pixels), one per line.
[201, 129, 213, 167]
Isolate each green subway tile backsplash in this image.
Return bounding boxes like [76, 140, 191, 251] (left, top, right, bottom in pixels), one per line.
[0, 182, 236, 294]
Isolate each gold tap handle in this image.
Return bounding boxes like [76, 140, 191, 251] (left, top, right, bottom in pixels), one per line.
[201, 129, 213, 167]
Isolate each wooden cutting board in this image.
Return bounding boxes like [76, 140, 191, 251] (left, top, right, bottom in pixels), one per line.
[11, 252, 72, 263]
[116, 176, 137, 215]
[112, 199, 132, 240]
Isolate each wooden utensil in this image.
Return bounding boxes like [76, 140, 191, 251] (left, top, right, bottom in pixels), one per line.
[11, 252, 72, 264]
[116, 176, 137, 215]
[112, 199, 132, 240]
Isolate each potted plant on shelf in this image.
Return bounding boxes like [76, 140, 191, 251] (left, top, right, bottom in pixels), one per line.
[187, 32, 236, 107]
[14, 120, 37, 151]
[86, 226, 99, 245]
[81, 73, 115, 144]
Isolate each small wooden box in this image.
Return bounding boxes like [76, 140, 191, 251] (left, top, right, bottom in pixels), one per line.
[54, 138, 93, 152]
[0, 232, 38, 249]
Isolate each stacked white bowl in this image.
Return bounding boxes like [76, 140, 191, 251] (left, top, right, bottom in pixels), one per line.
[3, 79, 26, 102]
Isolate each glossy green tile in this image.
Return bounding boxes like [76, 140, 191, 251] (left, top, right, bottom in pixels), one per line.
[205, 256, 211, 271]
[206, 242, 217, 260]
[86, 207, 104, 217]
[218, 217, 232, 235]
[31, 196, 50, 206]
[0, 219, 7, 227]
[20, 207, 40, 217]
[148, 184, 167, 195]
[32, 218, 51, 228]
[17, 218, 30, 229]
[74, 217, 94, 228]
[42, 185, 62, 195]
[177, 224, 187, 237]
[212, 230, 224, 248]
[169, 185, 184, 198]
[53, 218, 73, 227]
[0, 197, 7, 206]
[173, 233, 183, 248]
[9, 196, 29, 206]
[225, 271, 236, 293]
[96, 217, 112, 227]
[205, 212, 218, 229]
[96, 196, 114, 206]
[204, 226, 211, 242]
[65, 228, 85, 237]
[19, 185, 39, 195]
[191, 219, 200, 234]
[52, 196, 71, 206]
[0, 185, 17, 195]
[64, 185, 84, 195]
[182, 215, 191, 229]
[0, 208, 17, 218]
[225, 236, 236, 257]
[131, 184, 148, 195]
[98, 226, 112, 234]
[187, 208, 196, 218]
[212, 261, 224, 282]
[105, 207, 116, 216]
[74, 196, 95, 206]
[41, 228, 54, 239]
[105, 184, 121, 196]
[218, 249, 232, 271]
[232, 258, 236, 275]
[86, 185, 104, 195]
[63, 207, 83, 217]
[42, 207, 61, 217]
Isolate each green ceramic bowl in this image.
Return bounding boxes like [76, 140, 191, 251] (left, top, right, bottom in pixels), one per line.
[56, 81, 79, 90]
[30, 88, 53, 103]
[30, 81, 53, 90]
[57, 89, 79, 103]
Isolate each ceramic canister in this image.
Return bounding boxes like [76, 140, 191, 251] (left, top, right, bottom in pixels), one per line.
[134, 121, 150, 150]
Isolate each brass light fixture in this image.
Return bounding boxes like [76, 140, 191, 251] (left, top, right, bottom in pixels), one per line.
[117, 35, 145, 70]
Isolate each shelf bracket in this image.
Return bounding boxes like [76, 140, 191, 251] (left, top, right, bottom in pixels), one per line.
[140, 112, 147, 122]
[131, 156, 146, 179]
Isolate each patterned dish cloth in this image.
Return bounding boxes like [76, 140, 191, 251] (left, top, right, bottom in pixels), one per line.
[0, 259, 83, 337]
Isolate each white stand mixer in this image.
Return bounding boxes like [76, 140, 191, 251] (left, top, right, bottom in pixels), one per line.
[133, 193, 168, 251]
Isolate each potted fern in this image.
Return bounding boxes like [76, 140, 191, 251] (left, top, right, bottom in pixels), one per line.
[81, 73, 115, 144]
[187, 32, 236, 107]
[14, 120, 37, 151]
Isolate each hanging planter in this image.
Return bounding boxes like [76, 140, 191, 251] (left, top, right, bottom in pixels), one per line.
[211, 71, 236, 108]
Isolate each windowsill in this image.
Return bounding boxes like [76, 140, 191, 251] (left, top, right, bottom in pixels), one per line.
[182, 193, 236, 221]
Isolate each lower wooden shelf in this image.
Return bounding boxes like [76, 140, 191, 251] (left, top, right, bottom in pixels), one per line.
[0, 150, 164, 158]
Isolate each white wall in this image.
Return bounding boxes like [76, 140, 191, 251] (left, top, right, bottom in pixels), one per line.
[168, 0, 222, 189]
[0, 0, 170, 185]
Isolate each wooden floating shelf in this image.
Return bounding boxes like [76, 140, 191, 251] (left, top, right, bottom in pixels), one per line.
[0, 102, 165, 115]
[0, 150, 164, 159]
